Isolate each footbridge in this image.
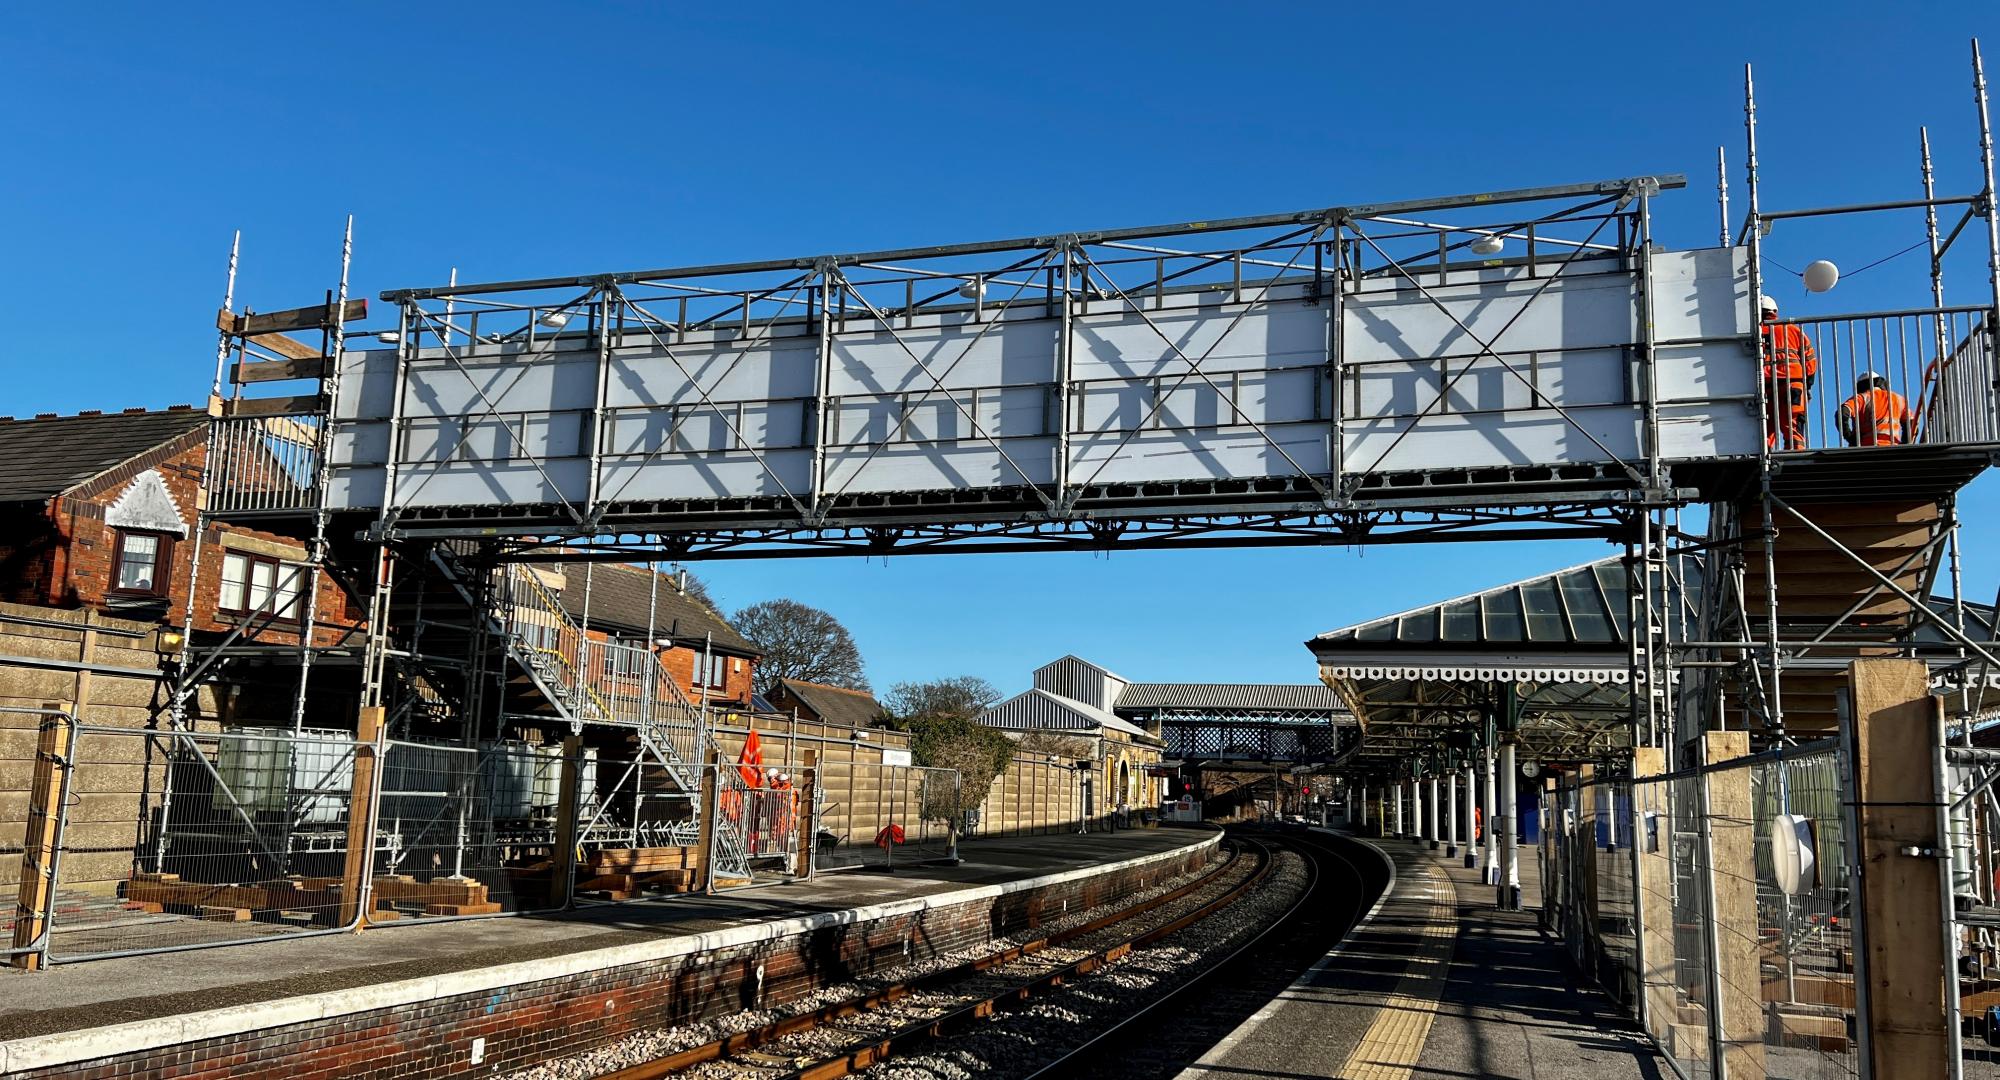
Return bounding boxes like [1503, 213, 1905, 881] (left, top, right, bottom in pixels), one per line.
[165, 40, 2000, 1080]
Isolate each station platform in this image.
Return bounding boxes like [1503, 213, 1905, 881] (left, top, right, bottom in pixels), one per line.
[1182, 829, 1667, 1080]
[0, 826, 1218, 1079]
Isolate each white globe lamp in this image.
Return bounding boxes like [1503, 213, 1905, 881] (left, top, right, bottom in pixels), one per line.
[1803, 260, 1840, 293]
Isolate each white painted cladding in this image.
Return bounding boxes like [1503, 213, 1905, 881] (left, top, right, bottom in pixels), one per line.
[325, 248, 1754, 514]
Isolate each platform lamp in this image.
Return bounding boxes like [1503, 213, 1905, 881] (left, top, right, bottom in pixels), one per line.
[155, 625, 185, 667]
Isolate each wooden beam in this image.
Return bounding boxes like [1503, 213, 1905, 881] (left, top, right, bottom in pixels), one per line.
[218, 299, 367, 336]
[1852, 659, 1950, 1077]
[549, 735, 583, 908]
[248, 332, 323, 362]
[223, 393, 323, 418]
[1632, 747, 1677, 1041]
[1705, 729, 1767, 1078]
[233, 356, 330, 384]
[796, 749, 818, 876]
[342, 706, 385, 928]
[10, 705, 72, 970]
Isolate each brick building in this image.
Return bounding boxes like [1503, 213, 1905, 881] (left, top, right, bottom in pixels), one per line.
[765, 678, 885, 730]
[0, 407, 359, 647]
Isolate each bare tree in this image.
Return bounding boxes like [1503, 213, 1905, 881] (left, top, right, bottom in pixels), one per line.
[1016, 730, 1096, 761]
[882, 675, 1002, 724]
[733, 598, 869, 693]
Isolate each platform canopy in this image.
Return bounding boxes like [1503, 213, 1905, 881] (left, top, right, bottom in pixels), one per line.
[1308, 557, 1641, 768]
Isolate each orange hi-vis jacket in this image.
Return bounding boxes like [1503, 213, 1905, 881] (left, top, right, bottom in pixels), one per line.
[1838, 387, 1915, 446]
[1761, 321, 1819, 448]
[1761, 322, 1819, 385]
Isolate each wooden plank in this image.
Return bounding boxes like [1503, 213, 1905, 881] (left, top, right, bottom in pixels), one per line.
[550, 734, 583, 907]
[1852, 659, 1950, 1077]
[218, 299, 367, 336]
[1705, 730, 1767, 1079]
[344, 707, 384, 927]
[11, 706, 72, 970]
[245, 332, 324, 362]
[1633, 749, 1678, 1041]
[233, 356, 330, 384]
[223, 394, 323, 418]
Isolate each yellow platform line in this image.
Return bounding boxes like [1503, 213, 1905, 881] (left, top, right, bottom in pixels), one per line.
[1336, 862, 1458, 1080]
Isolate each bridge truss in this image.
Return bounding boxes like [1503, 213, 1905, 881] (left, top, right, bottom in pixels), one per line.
[182, 44, 2000, 823]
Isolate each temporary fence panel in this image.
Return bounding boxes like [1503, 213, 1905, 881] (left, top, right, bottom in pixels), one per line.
[1557, 744, 1861, 1080]
[371, 740, 567, 922]
[47, 725, 366, 962]
[816, 764, 959, 871]
[568, 745, 703, 902]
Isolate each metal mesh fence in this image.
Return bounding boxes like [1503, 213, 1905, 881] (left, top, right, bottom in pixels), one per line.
[369, 740, 568, 922]
[49, 725, 365, 961]
[1750, 751, 1860, 1080]
[1550, 745, 1860, 1080]
[817, 764, 961, 871]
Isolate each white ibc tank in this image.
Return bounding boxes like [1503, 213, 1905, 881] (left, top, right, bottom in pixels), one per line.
[215, 726, 355, 825]
[479, 741, 540, 819]
[529, 744, 595, 811]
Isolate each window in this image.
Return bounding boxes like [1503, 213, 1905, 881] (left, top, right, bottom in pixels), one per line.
[695, 652, 727, 691]
[219, 551, 304, 620]
[111, 531, 171, 596]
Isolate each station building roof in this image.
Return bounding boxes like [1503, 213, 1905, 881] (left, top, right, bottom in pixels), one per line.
[1116, 682, 1346, 713]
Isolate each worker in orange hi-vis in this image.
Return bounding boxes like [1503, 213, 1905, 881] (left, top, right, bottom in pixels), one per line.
[1759, 294, 1818, 449]
[1838, 372, 1916, 447]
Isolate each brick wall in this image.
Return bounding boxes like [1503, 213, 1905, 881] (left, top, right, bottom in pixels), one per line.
[7, 430, 364, 648]
[9, 838, 1217, 1080]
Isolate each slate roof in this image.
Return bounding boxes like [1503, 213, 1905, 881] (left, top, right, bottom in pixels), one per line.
[772, 679, 885, 730]
[1116, 683, 1346, 712]
[554, 562, 757, 654]
[0, 407, 208, 503]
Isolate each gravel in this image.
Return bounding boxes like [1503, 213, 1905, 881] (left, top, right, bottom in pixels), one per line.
[856, 850, 1312, 1080]
[505, 850, 1243, 1080]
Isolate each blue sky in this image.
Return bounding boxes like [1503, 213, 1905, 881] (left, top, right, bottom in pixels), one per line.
[5, 3, 1998, 693]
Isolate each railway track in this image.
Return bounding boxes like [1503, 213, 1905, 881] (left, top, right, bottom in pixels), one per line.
[592, 836, 1272, 1080]
[1022, 827, 1379, 1080]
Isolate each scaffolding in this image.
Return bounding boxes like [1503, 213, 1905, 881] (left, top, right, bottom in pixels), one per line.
[127, 38, 2000, 1070]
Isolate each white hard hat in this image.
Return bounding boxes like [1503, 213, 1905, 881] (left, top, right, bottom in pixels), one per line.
[1758, 295, 1779, 315]
[1858, 371, 1886, 389]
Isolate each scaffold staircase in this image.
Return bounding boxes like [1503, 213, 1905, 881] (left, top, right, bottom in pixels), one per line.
[403, 548, 710, 793]
[1727, 498, 1945, 734]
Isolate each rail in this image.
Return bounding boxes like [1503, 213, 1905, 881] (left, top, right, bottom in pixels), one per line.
[1764, 307, 1996, 452]
[595, 835, 1263, 1080]
[205, 414, 322, 514]
[492, 563, 706, 785]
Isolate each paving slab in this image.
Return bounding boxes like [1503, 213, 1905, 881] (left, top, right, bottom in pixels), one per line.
[0, 826, 1208, 1043]
[1180, 829, 1668, 1080]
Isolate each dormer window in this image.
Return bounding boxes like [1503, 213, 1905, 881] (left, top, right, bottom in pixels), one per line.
[111, 530, 170, 597]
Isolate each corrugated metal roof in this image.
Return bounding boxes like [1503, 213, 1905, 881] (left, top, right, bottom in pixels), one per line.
[0, 408, 208, 502]
[1116, 683, 1346, 711]
[1308, 557, 1631, 652]
[978, 689, 1155, 740]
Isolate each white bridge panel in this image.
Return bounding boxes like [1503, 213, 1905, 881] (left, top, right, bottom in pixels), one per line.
[320, 246, 1757, 517]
